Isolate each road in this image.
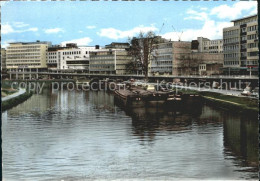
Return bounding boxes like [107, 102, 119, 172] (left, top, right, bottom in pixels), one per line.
[172, 84, 257, 98]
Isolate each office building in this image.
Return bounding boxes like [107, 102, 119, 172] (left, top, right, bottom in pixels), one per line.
[1, 48, 7, 72]
[223, 14, 258, 75]
[105, 42, 130, 49]
[172, 41, 223, 76]
[89, 49, 132, 75]
[150, 41, 173, 75]
[47, 44, 100, 72]
[6, 41, 51, 71]
[194, 37, 223, 54]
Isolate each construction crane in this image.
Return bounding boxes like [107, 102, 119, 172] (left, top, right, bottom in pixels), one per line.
[172, 26, 183, 41]
[159, 23, 165, 34]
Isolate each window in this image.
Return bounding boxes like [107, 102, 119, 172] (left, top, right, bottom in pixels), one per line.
[248, 51, 258, 57]
[241, 44, 246, 49]
[241, 52, 247, 57]
[248, 43, 257, 48]
[241, 36, 247, 41]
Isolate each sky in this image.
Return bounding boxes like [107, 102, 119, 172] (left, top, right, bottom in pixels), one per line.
[1, 1, 257, 48]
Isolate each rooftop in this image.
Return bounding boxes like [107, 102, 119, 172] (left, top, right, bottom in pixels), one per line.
[9, 41, 51, 45]
[231, 14, 257, 22]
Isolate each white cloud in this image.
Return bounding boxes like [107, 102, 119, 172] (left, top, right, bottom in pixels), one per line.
[97, 25, 158, 40]
[176, 1, 256, 41]
[1, 39, 16, 48]
[86, 25, 96, 29]
[13, 22, 29, 28]
[184, 9, 209, 21]
[44, 28, 64, 34]
[27, 28, 38, 32]
[61, 37, 93, 46]
[2, 23, 38, 34]
[78, 30, 83, 33]
[200, 7, 208, 11]
[162, 20, 232, 41]
[0, 1, 9, 7]
[210, 1, 257, 20]
[2, 24, 15, 34]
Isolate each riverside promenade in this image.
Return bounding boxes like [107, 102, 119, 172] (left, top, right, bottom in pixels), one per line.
[2, 89, 26, 102]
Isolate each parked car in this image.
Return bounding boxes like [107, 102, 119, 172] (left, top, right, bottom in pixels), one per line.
[241, 90, 251, 96]
[250, 87, 259, 98]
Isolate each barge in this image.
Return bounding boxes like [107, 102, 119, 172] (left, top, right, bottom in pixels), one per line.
[114, 82, 201, 109]
[114, 89, 150, 107]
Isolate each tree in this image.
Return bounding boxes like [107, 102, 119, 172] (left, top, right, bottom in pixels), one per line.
[127, 31, 163, 80]
[125, 61, 142, 75]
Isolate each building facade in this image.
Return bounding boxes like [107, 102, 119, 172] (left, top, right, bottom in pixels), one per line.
[89, 49, 132, 75]
[172, 41, 192, 75]
[1, 48, 7, 72]
[150, 40, 223, 76]
[223, 14, 258, 75]
[150, 42, 173, 75]
[105, 42, 130, 49]
[47, 44, 99, 72]
[172, 41, 223, 76]
[6, 41, 51, 71]
[197, 37, 223, 54]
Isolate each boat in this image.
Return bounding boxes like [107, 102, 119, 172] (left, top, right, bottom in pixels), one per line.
[146, 90, 169, 107]
[114, 89, 147, 107]
[164, 92, 182, 108]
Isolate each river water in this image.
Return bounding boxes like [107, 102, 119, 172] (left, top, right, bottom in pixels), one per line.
[2, 89, 258, 180]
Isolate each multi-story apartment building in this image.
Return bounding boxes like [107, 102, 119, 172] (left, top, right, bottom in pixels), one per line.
[89, 49, 132, 75]
[47, 44, 100, 72]
[197, 37, 223, 54]
[1, 48, 7, 72]
[6, 41, 51, 72]
[223, 14, 258, 75]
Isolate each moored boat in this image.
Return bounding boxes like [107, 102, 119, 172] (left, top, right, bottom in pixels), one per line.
[165, 93, 183, 108]
[114, 89, 146, 107]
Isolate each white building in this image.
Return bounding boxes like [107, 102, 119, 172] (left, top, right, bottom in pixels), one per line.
[89, 49, 132, 75]
[6, 41, 51, 71]
[47, 44, 101, 72]
[223, 14, 258, 75]
[150, 41, 173, 75]
[1, 48, 7, 71]
[197, 37, 223, 54]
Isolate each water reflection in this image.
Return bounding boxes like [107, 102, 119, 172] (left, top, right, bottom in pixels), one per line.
[114, 92, 258, 178]
[223, 114, 258, 175]
[2, 90, 258, 180]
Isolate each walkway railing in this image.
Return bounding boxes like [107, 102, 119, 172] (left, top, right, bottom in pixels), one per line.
[7, 71, 259, 80]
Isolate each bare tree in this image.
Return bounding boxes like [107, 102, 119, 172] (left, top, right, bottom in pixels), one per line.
[127, 31, 163, 80]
